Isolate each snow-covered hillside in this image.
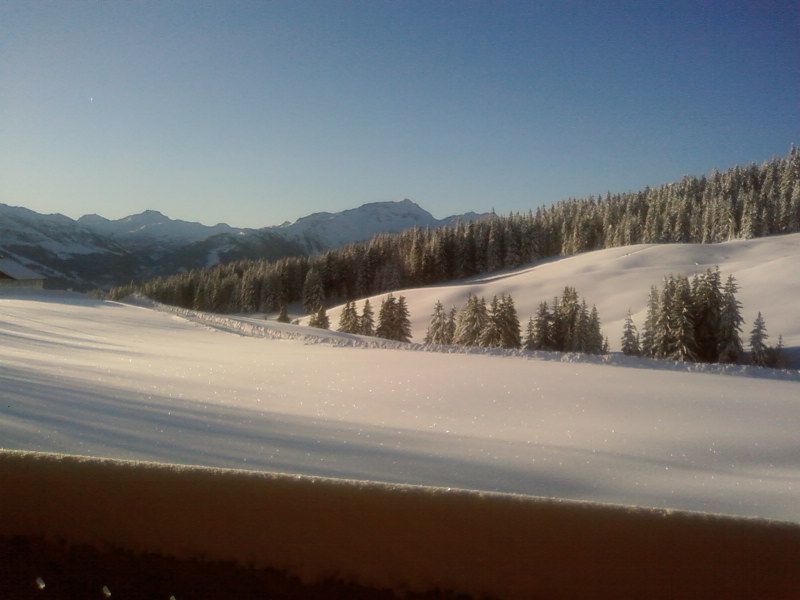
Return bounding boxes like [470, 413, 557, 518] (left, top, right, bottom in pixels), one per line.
[1, 290, 798, 522]
[315, 233, 800, 358]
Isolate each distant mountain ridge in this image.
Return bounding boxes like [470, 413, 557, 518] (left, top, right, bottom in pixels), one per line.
[0, 200, 489, 290]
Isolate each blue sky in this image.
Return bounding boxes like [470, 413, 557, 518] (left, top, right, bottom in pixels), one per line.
[1, 1, 798, 226]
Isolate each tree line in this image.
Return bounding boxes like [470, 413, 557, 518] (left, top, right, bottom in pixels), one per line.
[108, 148, 800, 316]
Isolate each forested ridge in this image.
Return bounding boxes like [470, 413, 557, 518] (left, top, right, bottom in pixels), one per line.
[110, 148, 800, 314]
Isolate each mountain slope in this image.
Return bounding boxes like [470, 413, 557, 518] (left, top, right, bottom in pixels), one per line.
[274, 199, 487, 251]
[0, 200, 483, 289]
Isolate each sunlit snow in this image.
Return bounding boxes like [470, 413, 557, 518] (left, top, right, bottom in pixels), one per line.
[1, 289, 798, 522]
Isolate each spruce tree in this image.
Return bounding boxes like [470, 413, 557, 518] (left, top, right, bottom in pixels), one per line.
[444, 307, 457, 345]
[425, 300, 448, 344]
[376, 295, 398, 340]
[523, 316, 536, 351]
[454, 295, 488, 346]
[498, 294, 522, 349]
[302, 267, 326, 313]
[276, 304, 290, 323]
[749, 312, 769, 366]
[669, 276, 697, 361]
[308, 305, 329, 329]
[621, 309, 641, 356]
[395, 296, 412, 342]
[718, 275, 744, 363]
[532, 301, 551, 350]
[338, 301, 360, 333]
[641, 286, 660, 357]
[360, 299, 375, 336]
[479, 295, 504, 348]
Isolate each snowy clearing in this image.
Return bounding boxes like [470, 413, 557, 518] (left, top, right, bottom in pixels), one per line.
[1, 290, 798, 522]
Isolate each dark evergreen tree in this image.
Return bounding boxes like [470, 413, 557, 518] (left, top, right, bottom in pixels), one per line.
[479, 295, 504, 348]
[337, 301, 360, 333]
[276, 304, 290, 323]
[308, 305, 329, 329]
[718, 275, 744, 363]
[749, 312, 769, 366]
[302, 267, 325, 313]
[523, 316, 536, 351]
[376, 294, 398, 340]
[444, 307, 457, 345]
[454, 295, 488, 346]
[621, 309, 641, 356]
[498, 294, 522, 349]
[641, 286, 660, 357]
[360, 299, 375, 336]
[425, 300, 449, 345]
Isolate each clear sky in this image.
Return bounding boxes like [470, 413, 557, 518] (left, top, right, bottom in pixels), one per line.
[1, 1, 798, 227]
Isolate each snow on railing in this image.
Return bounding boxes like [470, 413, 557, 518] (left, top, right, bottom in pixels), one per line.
[124, 294, 800, 382]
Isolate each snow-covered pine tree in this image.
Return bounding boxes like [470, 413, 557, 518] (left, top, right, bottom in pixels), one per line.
[532, 301, 551, 350]
[360, 299, 375, 336]
[302, 267, 325, 313]
[718, 274, 744, 363]
[395, 296, 412, 342]
[444, 307, 457, 345]
[523, 316, 536, 351]
[498, 294, 522, 349]
[479, 295, 504, 348]
[276, 304, 290, 323]
[749, 312, 769, 366]
[454, 295, 488, 346]
[654, 276, 675, 358]
[641, 286, 660, 357]
[691, 267, 722, 363]
[621, 309, 641, 356]
[376, 294, 397, 340]
[308, 305, 329, 329]
[425, 300, 448, 344]
[587, 305, 604, 354]
[337, 301, 360, 333]
[669, 276, 697, 361]
[574, 300, 590, 353]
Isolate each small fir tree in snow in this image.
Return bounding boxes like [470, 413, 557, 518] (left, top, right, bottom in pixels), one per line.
[359, 299, 375, 336]
[308, 305, 329, 329]
[749, 312, 769, 366]
[376, 294, 397, 340]
[337, 301, 360, 333]
[641, 286, 660, 358]
[396, 296, 412, 342]
[531, 301, 551, 350]
[276, 304, 290, 323]
[479, 295, 504, 348]
[454, 295, 488, 346]
[621, 309, 641, 356]
[302, 267, 325, 313]
[717, 275, 744, 363]
[523, 316, 536, 351]
[498, 294, 522, 349]
[425, 300, 449, 344]
[444, 307, 457, 345]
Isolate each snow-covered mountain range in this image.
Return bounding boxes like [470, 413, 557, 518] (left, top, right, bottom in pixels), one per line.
[0, 200, 488, 289]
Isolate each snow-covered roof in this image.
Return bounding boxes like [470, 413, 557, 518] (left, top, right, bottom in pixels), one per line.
[0, 257, 45, 280]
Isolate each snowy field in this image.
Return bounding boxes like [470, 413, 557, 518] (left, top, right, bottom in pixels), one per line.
[311, 233, 800, 358]
[1, 288, 798, 522]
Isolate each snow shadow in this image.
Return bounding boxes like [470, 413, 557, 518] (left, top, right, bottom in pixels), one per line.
[2, 363, 797, 521]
